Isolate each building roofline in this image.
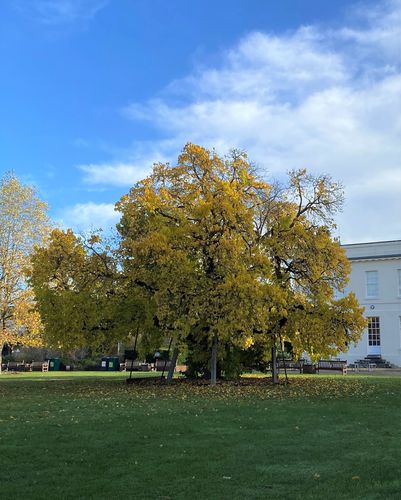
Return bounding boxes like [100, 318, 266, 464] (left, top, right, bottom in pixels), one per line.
[348, 254, 401, 261]
[342, 239, 401, 247]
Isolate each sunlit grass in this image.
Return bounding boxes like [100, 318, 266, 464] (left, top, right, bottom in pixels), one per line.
[0, 370, 158, 380]
[1, 373, 400, 499]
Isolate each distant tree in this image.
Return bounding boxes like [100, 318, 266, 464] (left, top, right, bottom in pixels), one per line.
[0, 173, 50, 372]
[29, 229, 157, 353]
[253, 170, 366, 382]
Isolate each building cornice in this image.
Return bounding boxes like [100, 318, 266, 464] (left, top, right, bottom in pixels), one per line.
[342, 239, 401, 247]
[348, 254, 401, 262]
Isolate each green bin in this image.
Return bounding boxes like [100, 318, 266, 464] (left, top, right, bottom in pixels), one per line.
[101, 357, 109, 371]
[107, 357, 120, 371]
[49, 358, 61, 371]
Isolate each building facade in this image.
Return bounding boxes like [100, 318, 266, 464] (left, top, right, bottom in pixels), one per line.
[341, 240, 401, 367]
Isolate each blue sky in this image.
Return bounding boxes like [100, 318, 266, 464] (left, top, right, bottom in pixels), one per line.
[1, 0, 400, 242]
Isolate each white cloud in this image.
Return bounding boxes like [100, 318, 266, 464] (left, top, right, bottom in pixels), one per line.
[339, 0, 401, 59]
[77, 0, 400, 243]
[198, 28, 347, 101]
[14, 0, 108, 25]
[79, 162, 150, 187]
[79, 143, 173, 187]
[119, 0, 401, 243]
[58, 202, 119, 232]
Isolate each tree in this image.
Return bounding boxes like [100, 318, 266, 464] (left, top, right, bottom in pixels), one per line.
[252, 169, 366, 382]
[29, 144, 366, 385]
[116, 146, 366, 384]
[0, 173, 50, 372]
[29, 229, 157, 353]
[116, 144, 274, 384]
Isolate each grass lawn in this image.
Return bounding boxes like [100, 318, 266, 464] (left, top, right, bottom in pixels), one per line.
[1, 373, 401, 499]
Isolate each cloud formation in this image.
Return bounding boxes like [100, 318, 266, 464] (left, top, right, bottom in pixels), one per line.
[84, 0, 401, 242]
[78, 139, 174, 188]
[15, 0, 108, 25]
[58, 202, 118, 232]
[80, 162, 150, 188]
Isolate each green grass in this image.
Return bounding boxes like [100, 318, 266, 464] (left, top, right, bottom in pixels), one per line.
[1, 373, 401, 499]
[0, 370, 157, 380]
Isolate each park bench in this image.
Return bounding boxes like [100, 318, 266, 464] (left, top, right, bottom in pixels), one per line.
[6, 361, 27, 372]
[269, 359, 304, 372]
[317, 360, 347, 375]
[6, 361, 18, 371]
[277, 359, 304, 371]
[124, 360, 151, 372]
[350, 361, 376, 372]
[154, 360, 172, 372]
[31, 361, 49, 372]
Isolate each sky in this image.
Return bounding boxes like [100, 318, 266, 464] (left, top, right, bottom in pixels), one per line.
[0, 0, 400, 243]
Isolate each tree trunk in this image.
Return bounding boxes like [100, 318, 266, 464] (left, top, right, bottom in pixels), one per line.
[210, 335, 218, 386]
[0, 343, 3, 374]
[271, 340, 279, 384]
[279, 334, 289, 385]
[166, 347, 179, 385]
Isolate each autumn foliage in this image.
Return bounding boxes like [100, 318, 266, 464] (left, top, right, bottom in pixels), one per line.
[0, 173, 50, 370]
[29, 144, 366, 382]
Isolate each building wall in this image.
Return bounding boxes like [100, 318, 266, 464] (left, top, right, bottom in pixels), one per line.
[341, 240, 401, 366]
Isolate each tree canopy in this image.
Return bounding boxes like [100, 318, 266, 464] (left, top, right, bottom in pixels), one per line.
[116, 144, 273, 381]
[29, 229, 158, 353]
[0, 173, 50, 370]
[30, 144, 366, 383]
[250, 170, 366, 379]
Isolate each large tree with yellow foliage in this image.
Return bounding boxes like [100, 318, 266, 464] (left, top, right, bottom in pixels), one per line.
[116, 143, 272, 383]
[0, 173, 50, 372]
[29, 144, 366, 384]
[116, 144, 365, 384]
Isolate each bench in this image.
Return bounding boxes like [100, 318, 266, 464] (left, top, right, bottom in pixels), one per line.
[124, 360, 151, 372]
[317, 360, 347, 375]
[268, 359, 304, 372]
[6, 361, 27, 372]
[31, 361, 49, 372]
[350, 361, 376, 372]
[154, 360, 172, 372]
[277, 360, 304, 371]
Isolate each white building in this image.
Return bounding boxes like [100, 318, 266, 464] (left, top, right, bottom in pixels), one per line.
[341, 240, 401, 367]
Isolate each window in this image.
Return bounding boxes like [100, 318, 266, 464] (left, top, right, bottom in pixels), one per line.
[400, 316, 401, 347]
[367, 317, 380, 346]
[398, 270, 401, 296]
[366, 271, 379, 298]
